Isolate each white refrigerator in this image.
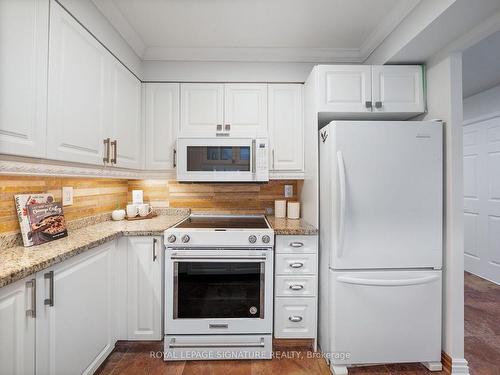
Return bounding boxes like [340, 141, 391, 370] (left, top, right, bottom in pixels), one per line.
[318, 121, 443, 373]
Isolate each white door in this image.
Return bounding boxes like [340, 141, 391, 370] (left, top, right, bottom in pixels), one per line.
[46, 3, 108, 165]
[127, 236, 162, 340]
[330, 269, 441, 365]
[36, 242, 115, 375]
[180, 83, 224, 136]
[0, 277, 36, 375]
[144, 83, 179, 170]
[109, 59, 142, 169]
[0, 0, 48, 158]
[372, 65, 425, 114]
[317, 65, 372, 113]
[328, 121, 443, 270]
[268, 84, 304, 171]
[463, 116, 500, 284]
[224, 84, 268, 137]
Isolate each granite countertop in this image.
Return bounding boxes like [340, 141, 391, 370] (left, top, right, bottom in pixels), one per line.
[266, 216, 318, 235]
[0, 213, 189, 288]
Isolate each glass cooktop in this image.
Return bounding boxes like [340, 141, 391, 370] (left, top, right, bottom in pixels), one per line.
[176, 215, 269, 229]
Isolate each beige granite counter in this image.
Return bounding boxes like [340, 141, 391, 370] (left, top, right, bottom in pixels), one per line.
[266, 216, 318, 235]
[0, 212, 189, 288]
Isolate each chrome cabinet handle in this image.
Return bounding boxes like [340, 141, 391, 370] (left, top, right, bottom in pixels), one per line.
[289, 262, 304, 268]
[173, 148, 177, 168]
[252, 139, 256, 174]
[103, 138, 110, 163]
[152, 238, 157, 262]
[365, 101, 372, 109]
[272, 149, 275, 169]
[169, 337, 265, 349]
[26, 279, 36, 318]
[110, 140, 117, 164]
[289, 242, 304, 248]
[375, 101, 383, 109]
[289, 315, 303, 322]
[44, 271, 54, 307]
[289, 284, 304, 290]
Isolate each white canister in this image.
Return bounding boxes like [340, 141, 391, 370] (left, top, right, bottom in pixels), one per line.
[287, 201, 300, 219]
[274, 200, 287, 218]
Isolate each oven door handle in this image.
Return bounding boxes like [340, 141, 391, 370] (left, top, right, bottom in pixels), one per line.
[170, 255, 267, 260]
[168, 337, 265, 349]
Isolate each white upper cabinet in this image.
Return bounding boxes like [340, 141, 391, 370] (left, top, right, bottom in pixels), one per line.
[268, 84, 304, 172]
[144, 83, 179, 170]
[372, 65, 425, 114]
[224, 84, 268, 137]
[47, 2, 108, 165]
[0, 0, 48, 158]
[109, 60, 142, 169]
[180, 83, 224, 136]
[317, 65, 372, 114]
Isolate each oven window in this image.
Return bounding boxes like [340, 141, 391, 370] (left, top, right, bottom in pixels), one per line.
[187, 146, 251, 172]
[174, 261, 264, 319]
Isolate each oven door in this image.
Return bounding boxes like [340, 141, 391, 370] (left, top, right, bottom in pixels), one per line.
[176, 138, 268, 182]
[165, 248, 273, 335]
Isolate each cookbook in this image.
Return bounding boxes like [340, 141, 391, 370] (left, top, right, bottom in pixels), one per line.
[14, 194, 54, 247]
[27, 202, 68, 245]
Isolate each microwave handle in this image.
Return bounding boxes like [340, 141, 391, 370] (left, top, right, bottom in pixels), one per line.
[252, 139, 256, 173]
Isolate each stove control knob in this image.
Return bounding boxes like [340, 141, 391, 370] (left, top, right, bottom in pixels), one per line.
[167, 234, 176, 243]
[262, 235, 270, 244]
[181, 235, 190, 243]
[248, 235, 257, 244]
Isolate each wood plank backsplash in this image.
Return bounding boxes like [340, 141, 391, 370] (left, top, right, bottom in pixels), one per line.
[0, 176, 128, 234]
[128, 180, 302, 214]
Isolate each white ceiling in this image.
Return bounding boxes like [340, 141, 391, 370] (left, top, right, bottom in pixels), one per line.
[463, 28, 500, 98]
[93, 0, 421, 62]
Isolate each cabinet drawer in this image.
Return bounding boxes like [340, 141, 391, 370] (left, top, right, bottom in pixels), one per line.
[275, 275, 317, 297]
[276, 235, 317, 254]
[275, 253, 317, 275]
[274, 298, 316, 338]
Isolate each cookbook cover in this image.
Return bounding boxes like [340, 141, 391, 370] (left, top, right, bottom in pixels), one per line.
[14, 194, 54, 247]
[27, 202, 68, 246]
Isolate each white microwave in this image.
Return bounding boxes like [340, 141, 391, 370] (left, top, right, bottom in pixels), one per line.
[176, 137, 269, 182]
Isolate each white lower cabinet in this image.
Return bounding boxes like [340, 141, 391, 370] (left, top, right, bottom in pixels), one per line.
[274, 235, 318, 340]
[36, 241, 115, 375]
[0, 277, 36, 375]
[126, 236, 163, 340]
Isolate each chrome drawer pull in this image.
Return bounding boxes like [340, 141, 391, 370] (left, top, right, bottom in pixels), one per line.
[289, 316, 303, 323]
[289, 242, 304, 248]
[289, 284, 304, 290]
[289, 262, 304, 268]
[25, 279, 36, 318]
[44, 271, 54, 307]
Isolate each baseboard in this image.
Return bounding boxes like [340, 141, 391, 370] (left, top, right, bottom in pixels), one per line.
[272, 338, 315, 351]
[442, 351, 470, 375]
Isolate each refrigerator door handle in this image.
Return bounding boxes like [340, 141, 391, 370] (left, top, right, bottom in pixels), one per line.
[336, 275, 440, 287]
[337, 150, 346, 257]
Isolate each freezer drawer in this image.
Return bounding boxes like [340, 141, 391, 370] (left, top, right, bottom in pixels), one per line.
[329, 269, 442, 366]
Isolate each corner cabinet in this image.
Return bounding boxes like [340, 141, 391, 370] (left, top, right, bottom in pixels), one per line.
[126, 236, 163, 340]
[144, 83, 180, 170]
[0, 0, 49, 158]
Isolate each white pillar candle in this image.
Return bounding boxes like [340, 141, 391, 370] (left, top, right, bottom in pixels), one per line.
[275, 200, 287, 218]
[287, 201, 300, 219]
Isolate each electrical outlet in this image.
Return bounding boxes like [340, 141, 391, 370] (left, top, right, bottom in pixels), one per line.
[284, 185, 293, 198]
[62, 187, 73, 206]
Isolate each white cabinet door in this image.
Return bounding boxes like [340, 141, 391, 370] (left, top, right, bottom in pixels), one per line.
[372, 65, 424, 114]
[0, 0, 48, 158]
[109, 59, 142, 169]
[317, 65, 372, 113]
[46, 2, 108, 165]
[0, 277, 36, 375]
[224, 84, 268, 137]
[127, 236, 162, 340]
[180, 83, 223, 136]
[268, 84, 303, 171]
[36, 241, 115, 375]
[145, 83, 179, 170]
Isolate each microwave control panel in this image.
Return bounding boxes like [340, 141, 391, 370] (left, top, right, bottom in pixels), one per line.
[255, 138, 269, 181]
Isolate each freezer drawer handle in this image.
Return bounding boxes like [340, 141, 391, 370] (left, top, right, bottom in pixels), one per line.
[289, 315, 303, 323]
[289, 284, 304, 290]
[289, 262, 304, 268]
[168, 337, 265, 348]
[336, 151, 346, 257]
[289, 242, 304, 248]
[336, 275, 440, 287]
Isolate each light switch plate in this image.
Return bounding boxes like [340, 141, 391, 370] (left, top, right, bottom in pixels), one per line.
[132, 190, 144, 204]
[62, 187, 73, 206]
[284, 185, 293, 198]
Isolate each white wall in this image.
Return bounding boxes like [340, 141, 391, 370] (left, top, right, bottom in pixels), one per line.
[56, 0, 142, 77]
[463, 84, 500, 121]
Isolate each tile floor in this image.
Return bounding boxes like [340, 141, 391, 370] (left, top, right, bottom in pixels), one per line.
[96, 272, 500, 375]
